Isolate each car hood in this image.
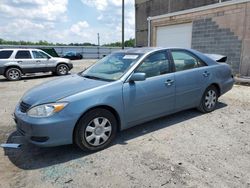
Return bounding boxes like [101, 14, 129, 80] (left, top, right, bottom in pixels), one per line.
[21, 74, 109, 106]
[53, 57, 70, 62]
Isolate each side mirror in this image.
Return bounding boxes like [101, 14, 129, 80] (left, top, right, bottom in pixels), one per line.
[129, 72, 146, 82]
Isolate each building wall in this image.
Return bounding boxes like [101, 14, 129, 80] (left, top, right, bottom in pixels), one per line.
[192, 18, 242, 74]
[135, 0, 230, 47]
[136, 0, 250, 76]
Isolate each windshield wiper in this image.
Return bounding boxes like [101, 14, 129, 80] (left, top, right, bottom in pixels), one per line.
[82, 75, 114, 82]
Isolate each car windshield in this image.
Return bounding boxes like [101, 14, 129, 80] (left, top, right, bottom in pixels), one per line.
[81, 53, 142, 81]
[66, 52, 74, 56]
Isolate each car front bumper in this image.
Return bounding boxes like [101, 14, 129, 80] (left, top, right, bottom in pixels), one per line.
[67, 62, 73, 70]
[14, 104, 77, 147]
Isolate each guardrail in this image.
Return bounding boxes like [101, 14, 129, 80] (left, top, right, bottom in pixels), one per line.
[0, 45, 129, 59]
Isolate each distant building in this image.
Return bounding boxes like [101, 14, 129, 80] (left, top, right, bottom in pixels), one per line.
[135, 0, 250, 76]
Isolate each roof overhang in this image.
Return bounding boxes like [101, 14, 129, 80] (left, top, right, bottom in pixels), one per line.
[148, 0, 250, 21]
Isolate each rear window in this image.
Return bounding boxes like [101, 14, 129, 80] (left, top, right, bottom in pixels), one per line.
[15, 50, 32, 59]
[0, 50, 13, 59]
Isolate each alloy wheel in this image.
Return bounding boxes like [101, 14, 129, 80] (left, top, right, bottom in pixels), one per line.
[205, 90, 217, 109]
[58, 65, 68, 75]
[84, 117, 112, 146]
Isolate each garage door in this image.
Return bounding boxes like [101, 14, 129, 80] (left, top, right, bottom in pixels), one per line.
[156, 23, 192, 48]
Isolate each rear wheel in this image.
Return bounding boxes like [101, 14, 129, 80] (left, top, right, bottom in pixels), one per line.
[198, 85, 218, 113]
[74, 108, 117, 151]
[56, 64, 69, 76]
[5, 68, 22, 81]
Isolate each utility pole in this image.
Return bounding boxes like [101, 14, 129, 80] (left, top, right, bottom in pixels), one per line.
[97, 33, 100, 46]
[122, 0, 125, 49]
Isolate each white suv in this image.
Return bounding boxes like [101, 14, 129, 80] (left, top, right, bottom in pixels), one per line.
[0, 49, 73, 81]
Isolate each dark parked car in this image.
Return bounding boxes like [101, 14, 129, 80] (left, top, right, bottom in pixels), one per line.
[63, 52, 83, 60]
[14, 47, 234, 151]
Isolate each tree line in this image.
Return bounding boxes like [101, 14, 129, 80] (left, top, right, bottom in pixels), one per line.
[0, 38, 135, 47]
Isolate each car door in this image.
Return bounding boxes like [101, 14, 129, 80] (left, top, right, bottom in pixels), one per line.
[31, 50, 48, 72]
[170, 49, 209, 111]
[15, 50, 36, 73]
[39, 51, 56, 71]
[123, 50, 175, 126]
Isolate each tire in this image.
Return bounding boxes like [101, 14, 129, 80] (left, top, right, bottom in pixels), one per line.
[198, 85, 219, 113]
[5, 67, 22, 81]
[56, 64, 69, 76]
[74, 108, 118, 151]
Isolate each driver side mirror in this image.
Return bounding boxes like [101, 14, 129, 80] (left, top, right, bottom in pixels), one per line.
[129, 72, 146, 82]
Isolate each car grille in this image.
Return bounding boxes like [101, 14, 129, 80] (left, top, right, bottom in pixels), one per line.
[17, 127, 25, 136]
[19, 101, 31, 113]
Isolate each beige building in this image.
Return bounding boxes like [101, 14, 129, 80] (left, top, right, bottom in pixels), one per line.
[135, 0, 250, 76]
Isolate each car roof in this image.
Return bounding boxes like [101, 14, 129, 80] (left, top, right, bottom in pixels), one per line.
[115, 47, 197, 54]
[0, 48, 43, 51]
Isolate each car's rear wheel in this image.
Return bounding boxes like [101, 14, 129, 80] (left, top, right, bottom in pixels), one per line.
[5, 68, 22, 81]
[56, 64, 69, 76]
[198, 85, 218, 113]
[74, 108, 117, 151]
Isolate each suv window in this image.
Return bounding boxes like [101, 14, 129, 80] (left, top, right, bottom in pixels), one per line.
[15, 50, 32, 59]
[0, 50, 13, 59]
[171, 51, 206, 72]
[135, 51, 170, 78]
[32, 51, 49, 59]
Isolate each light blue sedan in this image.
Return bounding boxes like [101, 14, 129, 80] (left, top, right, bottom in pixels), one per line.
[14, 48, 234, 151]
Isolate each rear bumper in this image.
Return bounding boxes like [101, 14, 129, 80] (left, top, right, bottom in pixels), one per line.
[220, 77, 234, 95]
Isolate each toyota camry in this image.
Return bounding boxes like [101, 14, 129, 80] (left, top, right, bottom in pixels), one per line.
[14, 48, 234, 151]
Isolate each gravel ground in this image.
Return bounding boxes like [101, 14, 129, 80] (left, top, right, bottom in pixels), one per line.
[0, 59, 250, 188]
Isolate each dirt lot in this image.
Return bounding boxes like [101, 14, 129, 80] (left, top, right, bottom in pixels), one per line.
[0, 60, 250, 188]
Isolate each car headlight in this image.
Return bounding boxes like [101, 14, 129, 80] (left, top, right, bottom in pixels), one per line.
[27, 102, 68, 118]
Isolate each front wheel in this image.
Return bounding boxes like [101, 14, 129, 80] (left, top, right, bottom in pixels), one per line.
[198, 85, 218, 113]
[74, 108, 117, 151]
[56, 64, 69, 76]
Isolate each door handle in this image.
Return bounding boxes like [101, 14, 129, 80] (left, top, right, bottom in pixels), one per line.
[36, 60, 41, 63]
[203, 71, 210, 77]
[17, 61, 22, 63]
[165, 79, 174, 86]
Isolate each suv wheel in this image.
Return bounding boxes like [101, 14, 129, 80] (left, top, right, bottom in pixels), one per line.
[198, 85, 218, 113]
[5, 68, 22, 81]
[56, 64, 69, 76]
[74, 108, 118, 151]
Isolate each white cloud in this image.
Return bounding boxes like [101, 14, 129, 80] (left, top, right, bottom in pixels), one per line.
[81, 0, 135, 43]
[81, 0, 108, 11]
[0, 0, 135, 44]
[70, 21, 89, 34]
[81, 0, 134, 10]
[0, 0, 68, 21]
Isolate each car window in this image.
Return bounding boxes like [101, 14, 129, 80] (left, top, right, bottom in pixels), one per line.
[171, 51, 206, 72]
[15, 50, 32, 59]
[82, 53, 142, 81]
[32, 51, 49, 59]
[135, 51, 170, 78]
[0, 50, 13, 59]
[66, 52, 74, 56]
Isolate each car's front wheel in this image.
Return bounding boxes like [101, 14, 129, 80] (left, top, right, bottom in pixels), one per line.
[5, 67, 22, 81]
[198, 85, 219, 113]
[56, 64, 69, 76]
[74, 108, 118, 151]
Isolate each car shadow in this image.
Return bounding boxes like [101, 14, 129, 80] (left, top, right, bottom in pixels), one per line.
[3, 102, 227, 170]
[0, 74, 55, 82]
[0, 73, 73, 82]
